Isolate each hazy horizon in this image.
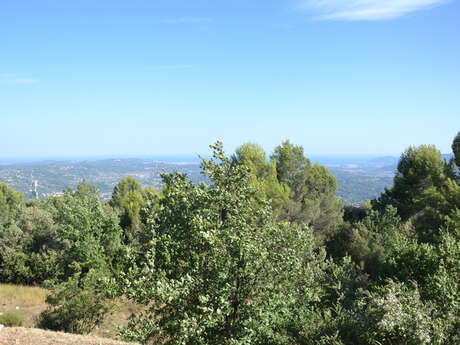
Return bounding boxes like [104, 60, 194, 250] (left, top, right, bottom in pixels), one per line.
[0, 148, 454, 165]
[0, 152, 430, 165]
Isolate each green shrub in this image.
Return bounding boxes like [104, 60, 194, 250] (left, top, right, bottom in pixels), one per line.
[0, 311, 24, 326]
[36, 269, 114, 334]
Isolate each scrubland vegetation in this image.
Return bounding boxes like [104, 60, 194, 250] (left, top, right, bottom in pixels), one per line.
[1, 135, 460, 345]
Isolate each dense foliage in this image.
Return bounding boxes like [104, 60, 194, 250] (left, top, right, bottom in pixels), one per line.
[0, 135, 459, 344]
[233, 141, 343, 239]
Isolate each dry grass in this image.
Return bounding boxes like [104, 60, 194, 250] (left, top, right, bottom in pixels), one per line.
[0, 327, 138, 345]
[0, 284, 48, 327]
[0, 284, 47, 306]
[0, 284, 142, 341]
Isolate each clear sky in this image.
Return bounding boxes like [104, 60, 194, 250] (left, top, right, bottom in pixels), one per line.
[1, 0, 459, 158]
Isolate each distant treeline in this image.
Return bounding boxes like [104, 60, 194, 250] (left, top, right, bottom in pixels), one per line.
[1, 135, 460, 345]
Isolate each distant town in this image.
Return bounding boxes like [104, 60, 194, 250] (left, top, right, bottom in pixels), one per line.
[0, 156, 399, 205]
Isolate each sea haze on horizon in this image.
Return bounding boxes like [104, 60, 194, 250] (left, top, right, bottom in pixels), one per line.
[0, 152, 454, 167]
[0, 154, 401, 166]
[0, 154, 204, 165]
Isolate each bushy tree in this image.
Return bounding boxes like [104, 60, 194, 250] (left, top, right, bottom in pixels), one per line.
[36, 181, 125, 333]
[120, 142, 329, 345]
[386, 231, 460, 335]
[414, 178, 460, 241]
[0, 182, 22, 225]
[43, 182, 123, 281]
[19, 205, 59, 283]
[327, 205, 412, 279]
[375, 145, 446, 221]
[233, 141, 342, 239]
[0, 188, 59, 284]
[0, 183, 35, 283]
[233, 142, 290, 215]
[312, 277, 452, 345]
[37, 269, 117, 334]
[353, 280, 442, 345]
[111, 176, 147, 232]
[375, 144, 460, 242]
[271, 140, 343, 238]
[0, 223, 31, 283]
[271, 140, 310, 188]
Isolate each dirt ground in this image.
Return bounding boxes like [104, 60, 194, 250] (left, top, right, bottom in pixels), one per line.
[0, 327, 138, 345]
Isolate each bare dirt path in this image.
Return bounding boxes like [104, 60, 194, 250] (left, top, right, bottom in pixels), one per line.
[0, 327, 138, 345]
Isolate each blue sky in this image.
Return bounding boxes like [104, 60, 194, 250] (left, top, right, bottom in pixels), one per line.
[1, 0, 459, 158]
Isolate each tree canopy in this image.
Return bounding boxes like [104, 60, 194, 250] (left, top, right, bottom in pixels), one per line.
[120, 142, 330, 345]
[1, 134, 460, 345]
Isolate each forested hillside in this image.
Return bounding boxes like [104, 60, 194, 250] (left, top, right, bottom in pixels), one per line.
[0, 159, 203, 201]
[1, 134, 460, 345]
[0, 154, 396, 205]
